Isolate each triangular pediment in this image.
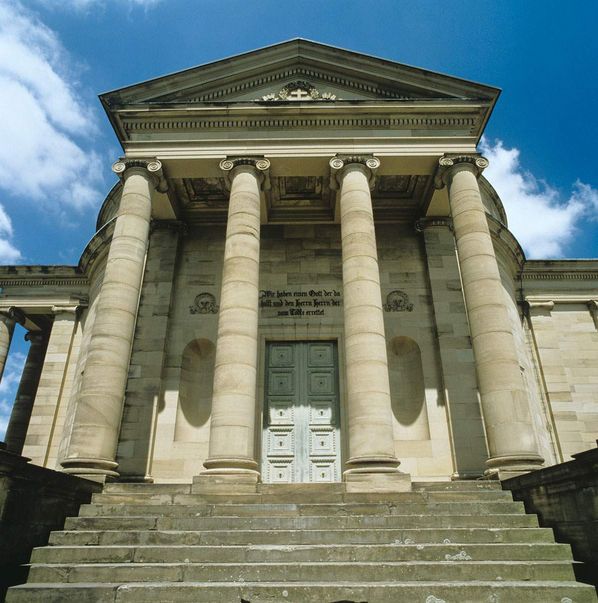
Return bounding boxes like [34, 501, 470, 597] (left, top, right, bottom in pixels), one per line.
[101, 39, 499, 109]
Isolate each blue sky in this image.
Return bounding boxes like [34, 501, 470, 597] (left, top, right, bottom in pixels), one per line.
[0, 0, 597, 438]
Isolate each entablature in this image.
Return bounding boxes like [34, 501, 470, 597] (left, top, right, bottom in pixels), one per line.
[0, 266, 88, 329]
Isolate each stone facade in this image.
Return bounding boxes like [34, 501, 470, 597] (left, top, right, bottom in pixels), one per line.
[0, 40, 596, 490]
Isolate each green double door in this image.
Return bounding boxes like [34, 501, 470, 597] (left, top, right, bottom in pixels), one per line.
[262, 341, 341, 483]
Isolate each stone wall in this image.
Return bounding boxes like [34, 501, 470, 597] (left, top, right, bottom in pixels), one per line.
[497, 258, 559, 466]
[379, 224, 455, 478]
[528, 304, 598, 459]
[503, 443, 598, 586]
[0, 447, 101, 598]
[127, 222, 463, 482]
[145, 225, 223, 481]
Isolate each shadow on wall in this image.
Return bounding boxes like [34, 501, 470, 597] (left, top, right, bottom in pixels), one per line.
[174, 338, 214, 442]
[388, 336, 430, 440]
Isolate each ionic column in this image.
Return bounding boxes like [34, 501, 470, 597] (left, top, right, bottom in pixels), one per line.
[61, 159, 164, 480]
[437, 154, 544, 477]
[201, 157, 269, 486]
[0, 309, 22, 382]
[5, 331, 49, 454]
[330, 155, 407, 492]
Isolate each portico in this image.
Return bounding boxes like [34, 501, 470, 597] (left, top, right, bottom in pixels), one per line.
[55, 147, 544, 489]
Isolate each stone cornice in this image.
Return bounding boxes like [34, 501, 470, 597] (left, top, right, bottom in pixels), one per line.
[525, 295, 598, 305]
[487, 216, 526, 277]
[0, 265, 86, 290]
[78, 220, 115, 276]
[0, 278, 87, 287]
[120, 112, 479, 136]
[415, 217, 453, 232]
[96, 182, 122, 231]
[522, 271, 598, 280]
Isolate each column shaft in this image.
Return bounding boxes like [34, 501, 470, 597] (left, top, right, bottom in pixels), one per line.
[442, 156, 543, 476]
[61, 161, 158, 479]
[5, 331, 49, 454]
[0, 313, 16, 383]
[202, 160, 267, 477]
[333, 158, 400, 478]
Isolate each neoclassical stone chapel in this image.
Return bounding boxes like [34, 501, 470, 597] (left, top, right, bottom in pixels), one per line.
[1, 40, 597, 492]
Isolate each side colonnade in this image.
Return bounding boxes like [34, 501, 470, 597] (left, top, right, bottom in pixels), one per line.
[53, 153, 543, 486]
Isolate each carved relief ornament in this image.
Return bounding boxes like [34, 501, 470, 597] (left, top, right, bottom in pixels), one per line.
[383, 290, 414, 312]
[190, 292, 219, 315]
[261, 81, 337, 102]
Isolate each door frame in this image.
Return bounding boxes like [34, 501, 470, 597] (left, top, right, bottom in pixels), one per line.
[256, 328, 347, 482]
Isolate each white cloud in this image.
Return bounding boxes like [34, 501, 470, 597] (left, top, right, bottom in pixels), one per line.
[0, 1, 104, 211]
[480, 138, 598, 258]
[34, 0, 162, 9]
[0, 350, 26, 441]
[0, 204, 21, 262]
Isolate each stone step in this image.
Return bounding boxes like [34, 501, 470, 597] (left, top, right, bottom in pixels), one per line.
[412, 480, 503, 490]
[31, 542, 574, 564]
[91, 489, 515, 505]
[100, 480, 502, 495]
[78, 500, 526, 518]
[8, 581, 597, 603]
[49, 526, 558, 547]
[27, 560, 576, 584]
[103, 483, 192, 494]
[64, 513, 539, 531]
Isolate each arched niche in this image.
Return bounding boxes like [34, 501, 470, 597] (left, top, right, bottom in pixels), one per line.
[174, 338, 215, 442]
[388, 336, 430, 441]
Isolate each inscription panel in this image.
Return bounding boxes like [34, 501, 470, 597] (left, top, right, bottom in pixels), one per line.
[260, 288, 342, 319]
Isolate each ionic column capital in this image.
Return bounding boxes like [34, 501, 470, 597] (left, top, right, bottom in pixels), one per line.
[219, 157, 271, 190]
[112, 158, 168, 192]
[415, 217, 454, 233]
[434, 154, 489, 189]
[329, 154, 380, 190]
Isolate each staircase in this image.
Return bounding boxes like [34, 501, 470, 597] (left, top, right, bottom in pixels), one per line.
[7, 481, 597, 602]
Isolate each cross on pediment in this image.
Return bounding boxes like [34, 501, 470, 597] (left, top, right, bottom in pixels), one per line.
[286, 87, 312, 101]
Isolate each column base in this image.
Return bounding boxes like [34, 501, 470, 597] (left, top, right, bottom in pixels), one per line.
[484, 454, 544, 481]
[192, 470, 259, 495]
[60, 458, 120, 483]
[483, 453, 544, 479]
[344, 469, 411, 493]
[451, 471, 485, 481]
[117, 474, 154, 483]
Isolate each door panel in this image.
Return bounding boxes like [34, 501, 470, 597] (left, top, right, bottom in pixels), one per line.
[263, 341, 340, 483]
